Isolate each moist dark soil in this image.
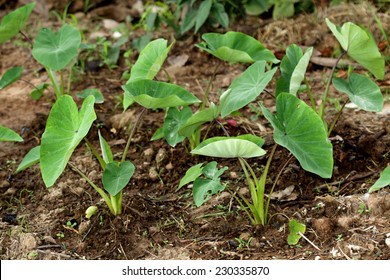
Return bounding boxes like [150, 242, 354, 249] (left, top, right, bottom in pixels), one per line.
[0, 1, 389, 260]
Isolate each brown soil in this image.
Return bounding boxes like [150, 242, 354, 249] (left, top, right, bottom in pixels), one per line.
[1, 1, 389, 260]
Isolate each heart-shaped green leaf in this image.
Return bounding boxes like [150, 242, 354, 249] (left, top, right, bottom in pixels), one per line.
[260, 93, 333, 178]
[332, 73, 383, 112]
[32, 25, 81, 71]
[102, 161, 135, 196]
[178, 162, 205, 190]
[179, 103, 219, 137]
[326, 19, 384, 80]
[124, 39, 172, 110]
[197, 31, 279, 64]
[16, 146, 40, 173]
[287, 219, 306, 245]
[368, 166, 390, 193]
[30, 83, 49, 100]
[123, 79, 200, 109]
[191, 135, 266, 158]
[0, 67, 23, 90]
[202, 161, 228, 180]
[273, 0, 298, 20]
[0, 2, 35, 43]
[163, 107, 192, 147]
[0, 125, 23, 142]
[193, 178, 226, 207]
[40, 95, 96, 187]
[77, 88, 104, 104]
[244, 0, 271, 16]
[128, 39, 172, 82]
[220, 61, 277, 117]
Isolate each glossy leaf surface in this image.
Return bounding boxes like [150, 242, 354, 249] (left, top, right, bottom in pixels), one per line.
[40, 95, 96, 187]
[260, 93, 333, 178]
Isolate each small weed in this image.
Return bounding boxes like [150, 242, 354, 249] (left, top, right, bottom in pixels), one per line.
[235, 237, 252, 250]
[358, 203, 370, 215]
[56, 232, 65, 239]
[66, 220, 77, 228]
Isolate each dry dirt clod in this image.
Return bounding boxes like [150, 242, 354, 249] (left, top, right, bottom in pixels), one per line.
[239, 232, 251, 242]
[165, 162, 174, 170]
[366, 193, 388, 215]
[3, 187, 17, 196]
[143, 147, 154, 162]
[78, 220, 91, 235]
[0, 179, 10, 189]
[19, 233, 39, 253]
[155, 148, 167, 169]
[229, 171, 239, 179]
[312, 218, 334, 237]
[148, 166, 159, 181]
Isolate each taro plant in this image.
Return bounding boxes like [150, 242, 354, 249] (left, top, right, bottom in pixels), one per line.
[5, 3, 136, 216]
[274, 19, 385, 136]
[301, 19, 384, 135]
[178, 18, 385, 225]
[183, 91, 333, 225]
[132, 31, 279, 150]
[177, 161, 228, 207]
[122, 38, 201, 148]
[16, 94, 138, 216]
[0, 2, 82, 100]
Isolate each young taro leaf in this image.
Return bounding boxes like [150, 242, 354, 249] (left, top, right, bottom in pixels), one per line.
[276, 44, 303, 95]
[197, 31, 279, 64]
[211, 2, 229, 28]
[276, 45, 313, 96]
[192, 162, 228, 207]
[191, 135, 266, 158]
[102, 161, 135, 196]
[195, 0, 212, 33]
[0, 2, 35, 43]
[368, 166, 390, 193]
[124, 39, 172, 110]
[16, 146, 40, 173]
[179, 103, 219, 137]
[77, 88, 104, 104]
[332, 73, 383, 112]
[244, 0, 271, 16]
[163, 107, 192, 147]
[151, 127, 164, 141]
[202, 161, 227, 180]
[0, 67, 23, 90]
[40, 95, 96, 187]
[0, 125, 23, 142]
[127, 39, 172, 82]
[123, 79, 200, 109]
[272, 0, 299, 20]
[325, 19, 384, 80]
[32, 25, 81, 71]
[30, 83, 49, 100]
[98, 130, 113, 165]
[260, 93, 333, 178]
[287, 219, 306, 245]
[177, 162, 205, 190]
[220, 61, 277, 117]
[180, 7, 198, 35]
[289, 47, 313, 96]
